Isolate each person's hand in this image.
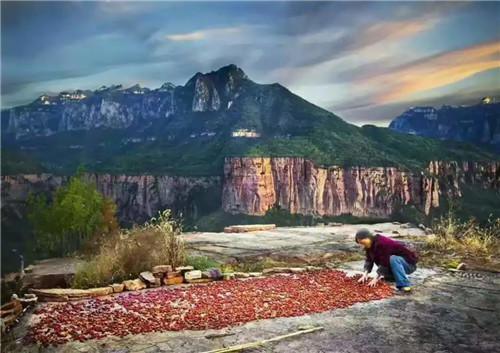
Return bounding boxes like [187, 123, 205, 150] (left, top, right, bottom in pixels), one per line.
[367, 277, 379, 287]
[358, 273, 369, 283]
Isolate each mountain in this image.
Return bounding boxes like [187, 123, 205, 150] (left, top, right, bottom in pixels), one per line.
[2, 65, 499, 274]
[389, 98, 500, 151]
[1, 65, 497, 176]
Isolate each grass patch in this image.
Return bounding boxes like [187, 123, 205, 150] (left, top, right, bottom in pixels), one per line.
[233, 258, 276, 273]
[186, 256, 220, 271]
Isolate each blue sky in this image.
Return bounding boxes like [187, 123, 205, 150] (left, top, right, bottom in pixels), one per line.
[2, 1, 499, 125]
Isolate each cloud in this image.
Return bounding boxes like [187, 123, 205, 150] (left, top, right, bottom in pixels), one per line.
[336, 87, 500, 127]
[359, 41, 500, 103]
[265, 16, 436, 88]
[165, 27, 241, 41]
[356, 17, 435, 48]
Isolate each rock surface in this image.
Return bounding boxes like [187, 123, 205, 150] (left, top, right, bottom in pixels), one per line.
[184, 223, 426, 263]
[21, 258, 83, 289]
[224, 224, 276, 233]
[139, 271, 156, 285]
[110, 283, 124, 293]
[122, 279, 147, 291]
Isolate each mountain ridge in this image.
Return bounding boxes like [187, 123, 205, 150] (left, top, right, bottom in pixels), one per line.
[1, 64, 497, 176]
[389, 97, 500, 151]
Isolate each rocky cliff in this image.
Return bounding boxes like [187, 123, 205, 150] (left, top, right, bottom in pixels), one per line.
[2, 159, 498, 224]
[222, 157, 499, 217]
[389, 99, 500, 151]
[1, 173, 222, 224]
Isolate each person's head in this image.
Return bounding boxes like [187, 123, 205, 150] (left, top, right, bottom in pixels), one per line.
[355, 228, 374, 249]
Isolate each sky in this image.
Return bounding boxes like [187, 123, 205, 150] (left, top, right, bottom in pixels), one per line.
[1, 1, 499, 126]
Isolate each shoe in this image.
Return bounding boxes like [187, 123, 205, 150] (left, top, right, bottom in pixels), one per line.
[393, 286, 412, 295]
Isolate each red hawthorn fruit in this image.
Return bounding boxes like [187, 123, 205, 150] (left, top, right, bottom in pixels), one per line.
[25, 269, 392, 346]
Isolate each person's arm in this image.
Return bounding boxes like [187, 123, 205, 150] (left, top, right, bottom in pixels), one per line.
[366, 265, 389, 286]
[358, 258, 373, 283]
[376, 265, 391, 278]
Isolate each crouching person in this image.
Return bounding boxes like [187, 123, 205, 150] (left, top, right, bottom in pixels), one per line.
[355, 228, 418, 294]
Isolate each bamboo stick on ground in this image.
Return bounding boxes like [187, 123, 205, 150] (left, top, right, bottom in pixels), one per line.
[201, 326, 324, 353]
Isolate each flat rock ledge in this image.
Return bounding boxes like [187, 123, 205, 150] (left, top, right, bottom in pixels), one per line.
[30, 287, 114, 302]
[224, 224, 277, 233]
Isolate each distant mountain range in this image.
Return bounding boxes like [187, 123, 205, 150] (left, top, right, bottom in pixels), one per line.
[389, 98, 500, 151]
[1, 64, 497, 176]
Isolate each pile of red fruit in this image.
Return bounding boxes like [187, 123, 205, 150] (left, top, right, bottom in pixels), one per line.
[25, 270, 392, 346]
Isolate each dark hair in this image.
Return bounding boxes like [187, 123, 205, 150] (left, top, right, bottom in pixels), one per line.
[355, 228, 374, 241]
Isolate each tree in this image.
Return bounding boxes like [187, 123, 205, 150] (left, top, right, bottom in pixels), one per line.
[26, 167, 118, 257]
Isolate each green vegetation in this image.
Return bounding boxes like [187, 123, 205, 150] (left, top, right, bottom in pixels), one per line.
[1, 207, 36, 275]
[450, 185, 500, 225]
[26, 166, 118, 257]
[393, 184, 500, 228]
[189, 206, 387, 233]
[1, 149, 45, 174]
[72, 210, 186, 289]
[233, 258, 275, 273]
[220, 264, 235, 274]
[186, 256, 220, 271]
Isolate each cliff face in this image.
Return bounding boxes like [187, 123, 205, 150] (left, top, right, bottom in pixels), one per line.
[1, 174, 222, 224]
[2, 159, 498, 224]
[222, 157, 499, 217]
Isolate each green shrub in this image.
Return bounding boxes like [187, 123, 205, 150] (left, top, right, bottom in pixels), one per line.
[26, 166, 118, 257]
[186, 256, 219, 271]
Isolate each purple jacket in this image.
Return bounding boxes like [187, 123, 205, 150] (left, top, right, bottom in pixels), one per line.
[364, 234, 418, 275]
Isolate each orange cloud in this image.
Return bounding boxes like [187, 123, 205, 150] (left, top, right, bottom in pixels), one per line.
[362, 41, 500, 103]
[362, 17, 435, 43]
[165, 27, 241, 41]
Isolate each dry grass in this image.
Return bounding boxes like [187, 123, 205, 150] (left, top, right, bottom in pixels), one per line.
[428, 216, 499, 255]
[72, 210, 186, 288]
[420, 215, 500, 271]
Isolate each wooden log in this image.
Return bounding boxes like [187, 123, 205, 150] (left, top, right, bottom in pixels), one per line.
[185, 278, 211, 284]
[200, 326, 323, 353]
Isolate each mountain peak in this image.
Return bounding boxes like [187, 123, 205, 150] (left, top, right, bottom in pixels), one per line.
[95, 84, 123, 93]
[481, 97, 495, 104]
[215, 64, 246, 76]
[185, 64, 247, 87]
[160, 82, 176, 91]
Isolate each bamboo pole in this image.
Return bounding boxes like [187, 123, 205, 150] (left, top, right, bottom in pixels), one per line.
[200, 326, 324, 353]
